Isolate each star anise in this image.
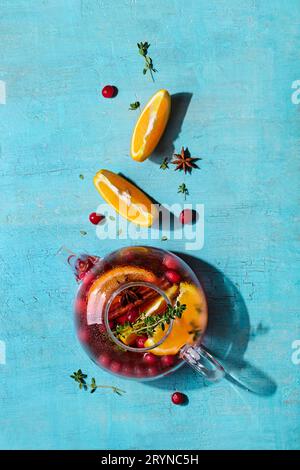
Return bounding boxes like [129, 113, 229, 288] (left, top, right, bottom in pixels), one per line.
[171, 147, 200, 174]
[120, 287, 141, 307]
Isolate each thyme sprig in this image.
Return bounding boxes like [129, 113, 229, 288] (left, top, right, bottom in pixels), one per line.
[114, 302, 186, 339]
[178, 183, 189, 200]
[137, 42, 157, 81]
[160, 157, 169, 170]
[70, 369, 125, 396]
[129, 101, 140, 111]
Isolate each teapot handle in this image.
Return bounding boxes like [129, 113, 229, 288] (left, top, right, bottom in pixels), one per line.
[180, 344, 225, 381]
[56, 245, 99, 282]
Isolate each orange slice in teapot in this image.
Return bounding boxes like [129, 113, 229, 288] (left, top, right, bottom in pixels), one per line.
[86, 266, 158, 325]
[144, 282, 207, 355]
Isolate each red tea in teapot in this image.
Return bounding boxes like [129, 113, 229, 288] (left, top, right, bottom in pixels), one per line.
[73, 246, 208, 380]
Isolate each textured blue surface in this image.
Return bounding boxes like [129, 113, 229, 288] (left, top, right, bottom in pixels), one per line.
[0, 0, 299, 450]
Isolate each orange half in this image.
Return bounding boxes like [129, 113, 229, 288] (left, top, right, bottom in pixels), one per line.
[131, 89, 171, 162]
[93, 169, 157, 227]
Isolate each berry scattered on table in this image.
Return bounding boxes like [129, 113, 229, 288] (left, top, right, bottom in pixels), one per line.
[179, 209, 196, 225]
[102, 85, 117, 98]
[171, 391, 186, 405]
[89, 212, 105, 225]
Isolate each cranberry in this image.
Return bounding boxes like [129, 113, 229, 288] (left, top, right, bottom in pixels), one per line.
[171, 392, 186, 405]
[143, 353, 158, 366]
[121, 364, 133, 376]
[136, 336, 148, 348]
[116, 314, 129, 325]
[97, 353, 111, 368]
[147, 366, 159, 376]
[77, 328, 89, 343]
[163, 254, 180, 271]
[120, 248, 135, 262]
[98, 324, 106, 333]
[179, 209, 196, 225]
[127, 308, 139, 323]
[83, 271, 96, 288]
[165, 269, 181, 284]
[89, 212, 105, 225]
[110, 360, 122, 374]
[78, 272, 86, 281]
[77, 260, 87, 271]
[161, 355, 175, 368]
[75, 298, 87, 316]
[101, 85, 117, 98]
[134, 365, 145, 377]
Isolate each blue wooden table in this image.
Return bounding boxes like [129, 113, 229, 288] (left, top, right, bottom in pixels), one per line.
[0, 0, 299, 450]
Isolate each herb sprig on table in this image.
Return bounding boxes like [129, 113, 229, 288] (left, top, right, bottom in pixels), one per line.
[114, 302, 186, 339]
[137, 42, 157, 81]
[129, 101, 140, 111]
[160, 157, 169, 170]
[178, 183, 189, 200]
[70, 369, 125, 396]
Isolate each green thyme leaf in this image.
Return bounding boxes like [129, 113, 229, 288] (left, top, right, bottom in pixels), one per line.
[129, 101, 140, 111]
[160, 158, 169, 170]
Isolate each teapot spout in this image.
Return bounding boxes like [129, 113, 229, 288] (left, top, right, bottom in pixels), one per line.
[57, 245, 100, 282]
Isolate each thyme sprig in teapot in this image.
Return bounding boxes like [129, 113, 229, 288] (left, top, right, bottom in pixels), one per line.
[114, 302, 186, 340]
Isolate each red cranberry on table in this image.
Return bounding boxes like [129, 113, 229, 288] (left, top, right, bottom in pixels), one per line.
[136, 336, 148, 348]
[101, 85, 117, 98]
[161, 355, 175, 368]
[171, 392, 186, 405]
[179, 209, 197, 225]
[89, 212, 105, 225]
[143, 353, 158, 366]
[165, 269, 181, 284]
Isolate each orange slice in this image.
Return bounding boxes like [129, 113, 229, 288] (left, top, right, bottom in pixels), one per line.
[143, 285, 179, 317]
[86, 266, 157, 325]
[93, 169, 156, 227]
[131, 89, 171, 162]
[144, 282, 207, 356]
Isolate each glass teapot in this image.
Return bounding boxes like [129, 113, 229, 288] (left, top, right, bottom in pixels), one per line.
[61, 246, 224, 382]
